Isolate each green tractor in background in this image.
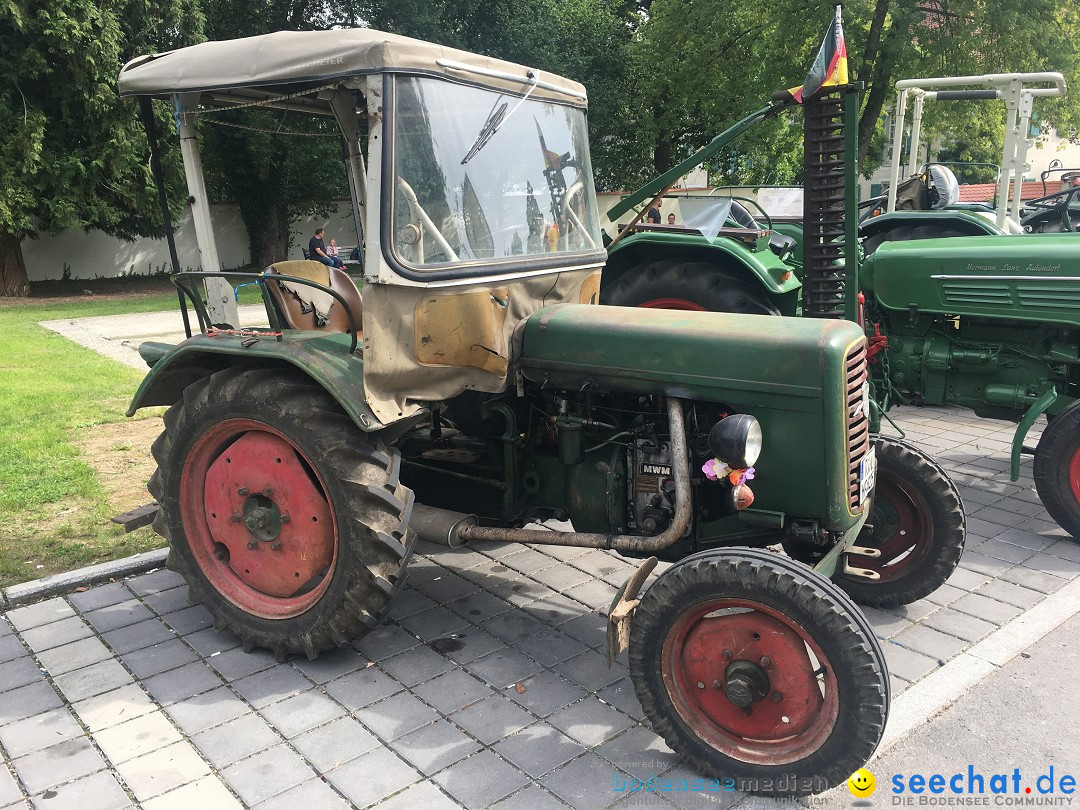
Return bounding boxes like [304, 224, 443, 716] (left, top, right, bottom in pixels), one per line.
[116, 27, 932, 794]
[602, 80, 1080, 546]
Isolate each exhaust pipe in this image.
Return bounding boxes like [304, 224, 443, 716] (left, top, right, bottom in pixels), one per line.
[410, 505, 478, 549]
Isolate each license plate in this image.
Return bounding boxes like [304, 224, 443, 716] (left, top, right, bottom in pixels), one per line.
[859, 445, 877, 505]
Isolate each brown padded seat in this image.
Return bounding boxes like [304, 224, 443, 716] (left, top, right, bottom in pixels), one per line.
[264, 260, 363, 335]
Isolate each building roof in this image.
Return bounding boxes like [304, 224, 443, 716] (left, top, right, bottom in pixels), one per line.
[957, 180, 1058, 203]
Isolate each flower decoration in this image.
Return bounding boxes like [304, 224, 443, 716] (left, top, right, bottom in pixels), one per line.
[728, 466, 756, 486]
[701, 459, 732, 481]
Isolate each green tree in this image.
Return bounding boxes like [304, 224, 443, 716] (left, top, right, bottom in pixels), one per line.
[0, 0, 202, 296]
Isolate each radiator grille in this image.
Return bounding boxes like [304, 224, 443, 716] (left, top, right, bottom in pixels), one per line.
[846, 339, 871, 511]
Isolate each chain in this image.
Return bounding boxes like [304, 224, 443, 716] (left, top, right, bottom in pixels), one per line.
[200, 118, 341, 138]
[181, 81, 342, 116]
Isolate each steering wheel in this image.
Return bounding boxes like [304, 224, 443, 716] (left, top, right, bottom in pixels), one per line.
[395, 178, 460, 262]
[1058, 188, 1078, 232]
[726, 197, 773, 232]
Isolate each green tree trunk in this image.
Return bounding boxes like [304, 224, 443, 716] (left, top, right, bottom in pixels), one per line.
[0, 233, 30, 297]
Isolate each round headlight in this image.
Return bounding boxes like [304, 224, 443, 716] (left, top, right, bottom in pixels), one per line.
[708, 414, 762, 469]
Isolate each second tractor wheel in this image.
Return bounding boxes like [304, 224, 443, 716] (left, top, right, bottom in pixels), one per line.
[601, 258, 780, 314]
[1034, 401, 1080, 542]
[837, 436, 965, 608]
[629, 547, 888, 796]
[147, 368, 415, 660]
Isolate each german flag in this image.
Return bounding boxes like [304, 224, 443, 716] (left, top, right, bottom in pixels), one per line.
[788, 6, 849, 103]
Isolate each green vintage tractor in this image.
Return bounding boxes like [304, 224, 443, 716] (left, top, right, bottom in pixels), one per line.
[603, 80, 1080, 545]
[119, 29, 901, 792]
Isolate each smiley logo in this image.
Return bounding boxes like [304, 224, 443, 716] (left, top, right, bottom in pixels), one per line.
[848, 768, 876, 798]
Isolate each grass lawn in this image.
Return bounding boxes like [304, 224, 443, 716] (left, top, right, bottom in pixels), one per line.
[0, 276, 264, 589]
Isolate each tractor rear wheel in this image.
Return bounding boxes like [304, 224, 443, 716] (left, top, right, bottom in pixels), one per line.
[601, 258, 780, 314]
[147, 368, 415, 660]
[836, 437, 965, 608]
[629, 547, 888, 796]
[861, 224, 973, 256]
[1034, 401, 1080, 542]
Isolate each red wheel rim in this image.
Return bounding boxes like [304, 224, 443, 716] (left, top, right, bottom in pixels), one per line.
[640, 298, 707, 311]
[661, 598, 839, 765]
[179, 419, 337, 619]
[1070, 445, 1080, 503]
[851, 468, 933, 582]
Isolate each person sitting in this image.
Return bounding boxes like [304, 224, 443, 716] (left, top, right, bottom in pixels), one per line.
[308, 227, 344, 268]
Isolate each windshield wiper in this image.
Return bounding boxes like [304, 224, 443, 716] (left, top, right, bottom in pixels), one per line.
[461, 71, 540, 165]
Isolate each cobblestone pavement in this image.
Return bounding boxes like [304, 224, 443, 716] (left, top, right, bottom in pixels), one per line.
[2, 405, 1079, 810]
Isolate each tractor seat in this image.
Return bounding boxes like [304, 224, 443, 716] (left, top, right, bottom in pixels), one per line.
[263, 260, 363, 335]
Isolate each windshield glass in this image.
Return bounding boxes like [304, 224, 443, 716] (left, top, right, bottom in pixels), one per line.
[391, 76, 602, 269]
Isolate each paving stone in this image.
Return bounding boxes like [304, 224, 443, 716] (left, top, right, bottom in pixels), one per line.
[52, 659, 133, 703]
[542, 751, 634, 810]
[506, 669, 588, 717]
[924, 583, 966, 607]
[413, 668, 495, 714]
[141, 587, 191, 617]
[521, 593, 589, 626]
[445, 590, 513, 623]
[491, 783, 569, 810]
[6, 599, 75, 632]
[126, 569, 184, 596]
[250, 778, 349, 810]
[944, 566, 992, 592]
[72, 684, 157, 732]
[68, 583, 133, 613]
[958, 551, 1013, 578]
[143, 662, 222, 704]
[379, 644, 455, 687]
[655, 761, 745, 810]
[1044, 540, 1080, 564]
[950, 592, 1024, 625]
[392, 717, 482, 774]
[164, 686, 249, 735]
[289, 646, 367, 684]
[322, 665, 402, 711]
[84, 600, 154, 634]
[142, 775, 242, 810]
[0, 680, 62, 727]
[325, 747, 420, 808]
[352, 624, 419, 659]
[397, 606, 471, 642]
[882, 643, 940, 683]
[974, 578, 1045, 609]
[356, 690, 440, 741]
[94, 711, 183, 764]
[516, 627, 590, 666]
[482, 609, 552, 644]
[596, 679, 645, 722]
[191, 713, 280, 769]
[465, 647, 542, 687]
[13, 738, 106, 794]
[0, 766, 19, 807]
[20, 616, 93, 652]
[36, 636, 112, 677]
[183, 627, 240, 657]
[160, 606, 213, 636]
[973, 538, 1038, 565]
[0, 635, 25, 665]
[1021, 551, 1080, 578]
[232, 665, 312, 708]
[429, 629, 503, 664]
[891, 624, 968, 663]
[528, 563, 594, 592]
[494, 722, 586, 778]
[559, 612, 608, 648]
[549, 696, 634, 747]
[563, 579, 619, 611]
[261, 689, 345, 738]
[451, 692, 534, 744]
[374, 780, 462, 810]
[29, 769, 130, 810]
[220, 744, 315, 806]
[0, 708, 83, 758]
[206, 646, 276, 681]
[922, 608, 998, 642]
[863, 607, 916, 638]
[413, 571, 479, 602]
[999, 565, 1070, 594]
[291, 715, 379, 771]
[596, 724, 679, 781]
[102, 619, 176, 656]
[120, 638, 199, 679]
[0, 657, 45, 692]
[434, 749, 529, 809]
[556, 649, 630, 692]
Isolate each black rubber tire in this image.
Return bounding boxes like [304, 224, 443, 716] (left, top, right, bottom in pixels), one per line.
[1034, 401, 1080, 541]
[601, 258, 781, 315]
[837, 436, 965, 608]
[861, 224, 972, 256]
[629, 547, 888, 796]
[147, 368, 415, 660]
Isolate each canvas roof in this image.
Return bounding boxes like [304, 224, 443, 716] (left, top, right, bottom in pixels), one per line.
[118, 28, 588, 108]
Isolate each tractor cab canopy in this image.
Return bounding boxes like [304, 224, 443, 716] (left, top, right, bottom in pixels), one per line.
[119, 29, 606, 425]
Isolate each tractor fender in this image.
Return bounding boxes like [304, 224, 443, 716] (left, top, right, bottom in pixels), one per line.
[604, 231, 800, 298]
[127, 332, 420, 439]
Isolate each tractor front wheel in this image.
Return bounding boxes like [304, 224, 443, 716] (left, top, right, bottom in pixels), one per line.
[837, 437, 965, 608]
[147, 368, 414, 660]
[629, 548, 888, 796]
[1034, 401, 1080, 542]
